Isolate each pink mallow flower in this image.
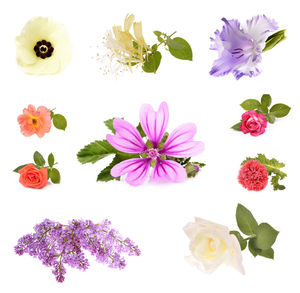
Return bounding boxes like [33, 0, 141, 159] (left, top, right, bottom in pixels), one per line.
[240, 110, 267, 136]
[106, 102, 204, 186]
[18, 105, 51, 137]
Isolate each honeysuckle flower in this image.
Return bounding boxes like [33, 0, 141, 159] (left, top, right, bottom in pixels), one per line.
[17, 105, 51, 137]
[184, 218, 245, 274]
[210, 15, 278, 79]
[100, 14, 150, 74]
[106, 102, 204, 186]
[16, 17, 72, 75]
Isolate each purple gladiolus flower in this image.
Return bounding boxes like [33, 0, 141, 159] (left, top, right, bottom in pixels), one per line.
[15, 219, 140, 283]
[210, 15, 278, 79]
[106, 102, 204, 186]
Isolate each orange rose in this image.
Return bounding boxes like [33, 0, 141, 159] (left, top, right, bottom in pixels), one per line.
[18, 164, 48, 189]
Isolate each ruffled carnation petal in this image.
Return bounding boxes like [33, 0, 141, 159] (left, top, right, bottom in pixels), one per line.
[106, 118, 147, 153]
[151, 159, 187, 183]
[140, 102, 169, 147]
[162, 123, 204, 157]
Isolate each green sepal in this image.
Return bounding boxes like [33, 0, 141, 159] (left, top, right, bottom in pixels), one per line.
[263, 29, 286, 52]
[33, 151, 46, 167]
[136, 123, 146, 137]
[230, 230, 247, 250]
[236, 203, 258, 236]
[167, 37, 192, 61]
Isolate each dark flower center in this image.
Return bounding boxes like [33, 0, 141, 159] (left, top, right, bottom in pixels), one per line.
[34, 40, 54, 59]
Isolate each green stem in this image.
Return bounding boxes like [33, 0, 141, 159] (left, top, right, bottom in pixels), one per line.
[157, 31, 177, 48]
[244, 235, 256, 241]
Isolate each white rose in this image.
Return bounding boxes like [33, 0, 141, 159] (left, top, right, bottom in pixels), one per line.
[16, 17, 72, 75]
[184, 217, 245, 274]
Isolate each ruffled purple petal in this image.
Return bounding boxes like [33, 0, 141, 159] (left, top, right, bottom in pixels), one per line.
[151, 159, 187, 183]
[111, 158, 151, 186]
[161, 123, 204, 158]
[139, 102, 169, 147]
[106, 118, 147, 154]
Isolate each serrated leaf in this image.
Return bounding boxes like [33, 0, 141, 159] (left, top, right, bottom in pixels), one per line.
[104, 118, 116, 134]
[270, 103, 291, 118]
[259, 248, 274, 259]
[230, 231, 247, 250]
[255, 223, 279, 250]
[142, 51, 162, 73]
[240, 99, 261, 110]
[77, 140, 118, 164]
[236, 204, 258, 236]
[261, 94, 272, 107]
[167, 37, 193, 61]
[231, 122, 242, 131]
[13, 164, 28, 173]
[48, 153, 55, 168]
[53, 114, 67, 130]
[34, 151, 45, 167]
[271, 174, 285, 191]
[263, 30, 286, 52]
[49, 168, 60, 184]
[137, 123, 146, 137]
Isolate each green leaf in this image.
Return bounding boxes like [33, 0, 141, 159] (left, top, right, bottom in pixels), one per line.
[259, 248, 274, 259]
[271, 174, 285, 191]
[257, 105, 269, 115]
[231, 122, 242, 131]
[53, 114, 67, 130]
[136, 123, 146, 137]
[167, 37, 193, 61]
[263, 30, 286, 52]
[142, 51, 162, 73]
[236, 204, 258, 236]
[255, 223, 279, 250]
[270, 103, 291, 118]
[77, 140, 117, 164]
[230, 231, 247, 250]
[153, 31, 162, 37]
[49, 168, 60, 184]
[240, 99, 261, 110]
[13, 164, 28, 173]
[48, 153, 55, 168]
[261, 94, 272, 107]
[248, 238, 260, 257]
[104, 118, 116, 134]
[151, 44, 158, 51]
[266, 113, 276, 124]
[33, 151, 45, 167]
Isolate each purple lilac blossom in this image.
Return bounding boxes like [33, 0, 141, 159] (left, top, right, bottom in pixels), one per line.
[106, 102, 204, 186]
[209, 15, 278, 79]
[15, 219, 140, 283]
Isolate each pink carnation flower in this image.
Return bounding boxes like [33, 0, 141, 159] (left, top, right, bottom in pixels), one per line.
[238, 160, 268, 191]
[106, 102, 204, 186]
[240, 110, 267, 136]
[18, 105, 51, 138]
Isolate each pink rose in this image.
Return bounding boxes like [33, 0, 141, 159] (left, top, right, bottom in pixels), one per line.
[240, 110, 267, 136]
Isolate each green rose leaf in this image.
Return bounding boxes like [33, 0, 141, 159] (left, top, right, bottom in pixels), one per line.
[266, 113, 276, 124]
[261, 94, 272, 107]
[142, 51, 162, 73]
[77, 140, 117, 164]
[255, 223, 279, 250]
[257, 104, 269, 115]
[49, 168, 60, 184]
[167, 37, 192, 61]
[231, 122, 242, 131]
[230, 231, 247, 250]
[270, 103, 291, 118]
[33, 151, 46, 167]
[13, 164, 28, 173]
[263, 30, 286, 52]
[48, 153, 55, 168]
[236, 203, 258, 236]
[137, 123, 146, 137]
[248, 238, 261, 257]
[53, 114, 67, 130]
[104, 118, 116, 134]
[240, 99, 261, 110]
[259, 248, 274, 259]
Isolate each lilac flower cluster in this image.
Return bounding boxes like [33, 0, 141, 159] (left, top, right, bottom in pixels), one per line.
[15, 219, 141, 283]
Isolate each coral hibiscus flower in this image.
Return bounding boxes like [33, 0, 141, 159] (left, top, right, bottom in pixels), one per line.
[106, 102, 204, 186]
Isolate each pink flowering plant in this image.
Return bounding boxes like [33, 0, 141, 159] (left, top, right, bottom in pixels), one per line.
[77, 102, 205, 186]
[15, 219, 140, 283]
[232, 94, 290, 136]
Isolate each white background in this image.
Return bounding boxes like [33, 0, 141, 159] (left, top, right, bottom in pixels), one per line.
[0, 0, 299, 292]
